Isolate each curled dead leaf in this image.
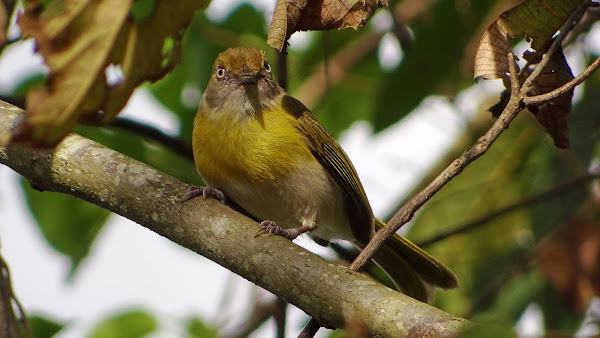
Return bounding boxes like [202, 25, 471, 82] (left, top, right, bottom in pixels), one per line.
[14, 0, 208, 147]
[527, 46, 573, 149]
[267, 0, 388, 52]
[474, 0, 585, 80]
[474, 22, 511, 80]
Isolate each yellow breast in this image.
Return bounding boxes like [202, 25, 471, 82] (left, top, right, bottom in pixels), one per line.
[192, 105, 316, 188]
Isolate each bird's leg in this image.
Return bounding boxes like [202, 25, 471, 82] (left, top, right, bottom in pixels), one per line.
[181, 185, 228, 204]
[256, 220, 317, 241]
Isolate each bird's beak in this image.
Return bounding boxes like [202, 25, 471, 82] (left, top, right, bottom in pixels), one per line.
[237, 74, 259, 85]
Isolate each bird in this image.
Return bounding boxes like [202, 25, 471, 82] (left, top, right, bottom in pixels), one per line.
[185, 47, 458, 302]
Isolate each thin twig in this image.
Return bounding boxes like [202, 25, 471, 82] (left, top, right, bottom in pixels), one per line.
[417, 172, 598, 248]
[0, 254, 31, 338]
[274, 298, 287, 338]
[224, 299, 279, 338]
[524, 56, 600, 105]
[107, 117, 193, 161]
[508, 53, 520, 94]
[0, 95, 195, 162]
[465, 216, 578, 317]
[298, 318, 321, 338]
[277, 44, 288, 91]
[349, 2, 592, 274]
[520, 1, 592, 93]
[349, 54, 525, 272]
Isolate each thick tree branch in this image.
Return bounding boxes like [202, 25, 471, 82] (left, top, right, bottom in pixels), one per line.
[0, 101, 469, 337]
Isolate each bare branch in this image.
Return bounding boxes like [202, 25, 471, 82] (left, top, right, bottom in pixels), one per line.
[349, 0, 594, 276]
[416, 172, 599, 248]
[507, 53, 519, 94]
[0, 254, 31, 338]
[274, 298, 287, 338]
[520, 1, 593, 94]
[349, 63, 525, 272]
[298, 318, 321, 338]
[523, 56, 600, 106]
[0, 101, 469, 337]
[107, 117, 194, 161]
[224, 299, 279, 338]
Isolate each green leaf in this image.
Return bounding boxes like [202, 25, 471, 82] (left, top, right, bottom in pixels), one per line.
[29, 315, 64, 338]
[185, 316, 218, 338]
[89, 309, 157, 338]
[11, 73, 47, 97]
[328, 328, 360, 338]
[460, 315, 517, 338]
[20, 178, 110, 275]
[130, 0, 155, 22]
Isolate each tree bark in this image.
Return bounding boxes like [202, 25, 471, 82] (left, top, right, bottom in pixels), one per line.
[0, 100, 470, 337]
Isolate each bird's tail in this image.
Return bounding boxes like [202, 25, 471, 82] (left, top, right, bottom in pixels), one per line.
[369, 218, 459, 303]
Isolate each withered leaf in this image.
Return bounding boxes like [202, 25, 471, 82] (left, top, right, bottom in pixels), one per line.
[474, 0, 585, 80]
[537, 222, 600, 312]
[267, 0, 388, 52]
[14, 0, 209, 147]
[528, 46, 573, 149]
[474, 22, 512, 80]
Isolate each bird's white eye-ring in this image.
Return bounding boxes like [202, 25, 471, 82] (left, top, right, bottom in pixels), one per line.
[216, 67, 226, 78]
[264, 62, 271, 73]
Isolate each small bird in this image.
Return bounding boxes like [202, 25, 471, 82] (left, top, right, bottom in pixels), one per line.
[187, 47, 458, 302]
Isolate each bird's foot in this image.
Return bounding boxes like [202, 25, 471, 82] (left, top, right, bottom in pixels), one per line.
[181, 185, 227, 204]
[255, 220, 315, 241]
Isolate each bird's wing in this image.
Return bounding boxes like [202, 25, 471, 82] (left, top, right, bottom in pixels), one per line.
[282, 95, 374, 244]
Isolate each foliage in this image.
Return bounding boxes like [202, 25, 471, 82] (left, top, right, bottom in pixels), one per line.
[88, 309, 157, 338]
[1, 0, 599, 336]
[28, 315, 64, 338]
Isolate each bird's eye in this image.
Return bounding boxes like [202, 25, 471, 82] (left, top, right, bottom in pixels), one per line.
[216, 67, 226, 78]
[264, 62, 271, 73]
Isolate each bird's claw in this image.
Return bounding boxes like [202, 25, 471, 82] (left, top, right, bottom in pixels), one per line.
[181, 185, 227, 204]
[255, 220, 299, 240]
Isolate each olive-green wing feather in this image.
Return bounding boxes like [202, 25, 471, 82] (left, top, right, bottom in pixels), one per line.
[282, 95, 373, 244]
[374, 219, 459, 289]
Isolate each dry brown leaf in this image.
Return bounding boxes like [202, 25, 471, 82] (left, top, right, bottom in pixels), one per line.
[13, 0, 208, 147]
[538, 222, 600, 312]
[473, 22, 512, 80]
[474, 0, 585, 80]
[527, 46, 573, 149]
[267, 0, 388, 52]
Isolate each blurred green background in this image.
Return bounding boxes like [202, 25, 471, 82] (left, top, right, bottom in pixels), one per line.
[1, 0, 600, 337]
